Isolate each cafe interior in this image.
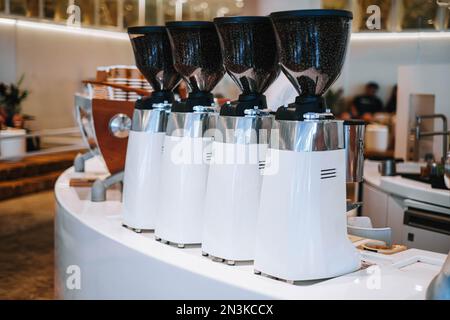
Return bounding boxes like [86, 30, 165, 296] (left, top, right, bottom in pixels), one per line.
[0, 0, 449, 300]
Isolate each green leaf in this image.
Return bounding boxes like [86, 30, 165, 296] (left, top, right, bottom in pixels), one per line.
[17, 74, 25, 87]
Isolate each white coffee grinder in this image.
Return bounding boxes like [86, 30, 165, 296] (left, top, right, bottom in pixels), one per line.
[254, 9, 364, 282]
[122, 26, 181, 232]
[155, 21, 225, 247]
[201, 16, 279, 264]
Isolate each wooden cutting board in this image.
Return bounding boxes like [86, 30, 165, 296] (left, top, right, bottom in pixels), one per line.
[92, 99, 134, 174]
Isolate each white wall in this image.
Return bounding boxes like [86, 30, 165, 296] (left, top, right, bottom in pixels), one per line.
[339, 34, 450, 104]
[0, 21, 133, 129]
[0, 22, 16, 83]
[395, 65, 450, 160]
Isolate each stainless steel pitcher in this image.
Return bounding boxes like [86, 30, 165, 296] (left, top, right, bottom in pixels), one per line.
[344, 120, 365, 183]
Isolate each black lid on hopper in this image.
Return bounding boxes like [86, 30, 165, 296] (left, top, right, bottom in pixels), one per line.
[127, 26, 167, 34]
[214, 16, 271, 24]
[270, 9, 353, 19]
[166, 21, 215, 28]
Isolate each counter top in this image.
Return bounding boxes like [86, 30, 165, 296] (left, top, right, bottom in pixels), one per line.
[54, 158, 447, 299]
[364, 161, 450, 209]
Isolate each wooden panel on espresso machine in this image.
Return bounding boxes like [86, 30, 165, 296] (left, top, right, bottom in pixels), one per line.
[91, 99, 134, 175]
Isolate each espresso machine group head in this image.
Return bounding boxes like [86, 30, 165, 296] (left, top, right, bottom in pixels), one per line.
[155, 21, 224, 247]
[201, 16, 278, 264]
[254, 10, 363, 281]
[122, 26, 181, 232]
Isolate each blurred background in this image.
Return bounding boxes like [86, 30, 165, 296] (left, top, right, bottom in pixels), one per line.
[0, 0, 449, 299]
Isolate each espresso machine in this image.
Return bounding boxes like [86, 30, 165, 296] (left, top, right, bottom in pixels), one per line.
[122, 26, 181, 232]
[254, 10, 364, 282]
[73, 94, 100, 173]
[155, 21, 225, 247]
[201, 16, 279, 264]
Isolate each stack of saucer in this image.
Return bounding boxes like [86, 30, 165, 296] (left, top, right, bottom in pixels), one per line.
[141, 73, 152, 94]
[107, 65, 129, 101]
[127, 66, 143, 101]
[92, 66, 111, 99]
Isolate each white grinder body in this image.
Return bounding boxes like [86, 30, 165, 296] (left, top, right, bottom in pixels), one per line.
[202, 112, 272, 261]
[254, 118, 361, 281]
[122, 105, 170, 230]
[155, 109, 216, 245]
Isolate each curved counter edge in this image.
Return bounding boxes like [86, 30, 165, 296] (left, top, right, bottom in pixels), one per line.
[54, 158, 447, 299]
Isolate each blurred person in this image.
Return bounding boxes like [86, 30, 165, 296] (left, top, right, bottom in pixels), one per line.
[385, 84, 397, 113]
[0, 107, 6, 128]
[350, 82, 383, 122]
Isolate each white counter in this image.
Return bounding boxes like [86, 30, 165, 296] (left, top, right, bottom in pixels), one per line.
[55, 158, 447, 299]
[364, 161, 450, 209]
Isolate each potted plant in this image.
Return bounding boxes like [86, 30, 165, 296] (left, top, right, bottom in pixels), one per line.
[0, 75, 40, 158]
[0, 74, 30, 130]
